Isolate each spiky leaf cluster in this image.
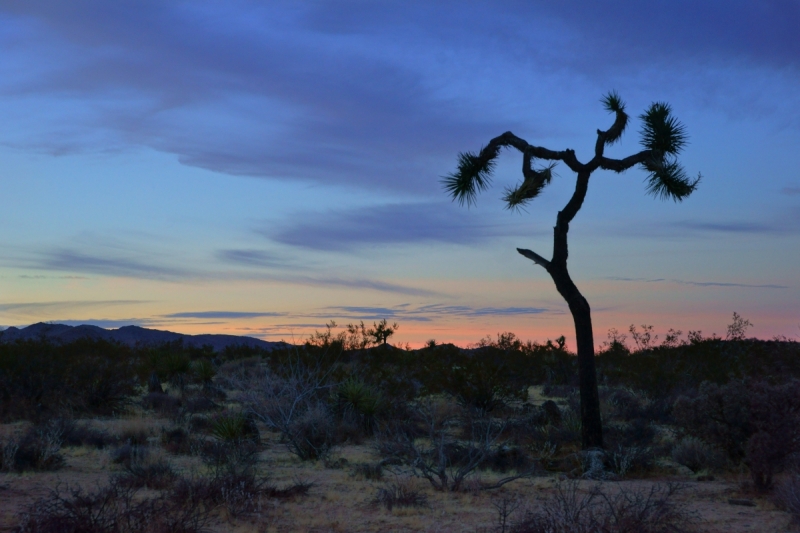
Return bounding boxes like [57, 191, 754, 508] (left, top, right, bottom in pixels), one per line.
[442, 146, 499, 206]
[503, 163, 555, 209]
[600, 91, 628, 145]
[643, 157, 701, 202]
[639, 102, 687, 155]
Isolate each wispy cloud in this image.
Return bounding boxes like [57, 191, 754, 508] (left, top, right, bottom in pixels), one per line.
[216, 249, 302, 270]
[316, 303, 558, 322]
[4, 238, 438, 296]
[38, 248, 194, 280]
[0, 300, 150, 314]
[162, 311, 285, 319]
[268, 202, 525, 251]
[673, 221, 785, 235]
[605, 277, 788, 289]
[782, 187, 800, 196]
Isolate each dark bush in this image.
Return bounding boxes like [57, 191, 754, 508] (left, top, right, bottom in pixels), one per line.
[605, 418, 656, 449]
[141, 392, 182, 417]
[1, 421, 65, 472]
[120, 458, 177, 490]
[374, 479, 429, 511]
[673, 379, 800, 488]
[0, 339, 138, 422]
[481, 446, 532, 474]
[57, 419, 115, 449]
[670, 437, 727, 473]
[13, 478, 209, 533]
[285, 404, 338, 461]
[200, 439, 260, 477]
[511, 481, 696, 533]
[773, 472, 800, 526]
[160, 426, 193, 455]
[170, 472, 311, 519]
[182, 396, 219, 414]
[351, 462, 384, 480]
[672, 381, 750, 461]
[110, 443, 149, 466]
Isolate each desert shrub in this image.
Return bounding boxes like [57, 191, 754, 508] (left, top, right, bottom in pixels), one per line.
[233, 354, 341, 461]
[378, 401, 533, 492]
[284, 402, 338, 460]
[674, 379, 800, 489]
[55, 419, 115, 449]
[117, 424, 153, 447]
[542, 384, 576, 399]
[160, 426, 193, 455]
[200, 437, 260, 478]
[188, 415, 212, 433]
[120, 456, 177, 490]
[745, 380, 800, 491]
[374, 479, 429, 511]
[671, 436, 727, 473]
[0, 339, 138, 422]
[482, 446, 533, 474]
[604, 418, 656, 449]
[511, 481, 696, 533]
[110, 443, 151, 467]
[351, 462, 384, 481]
[607, 445, 656, 478]
[182, 395, 219, 414]
[773, 472, 800, 525]
[170, 472, 311, 520]
[603, 387, 648, 421]
[14, 478, 209, 533]
[672, 381, 750, 461]
[141, 392, 182, 417]
[1, 420, 65, 472]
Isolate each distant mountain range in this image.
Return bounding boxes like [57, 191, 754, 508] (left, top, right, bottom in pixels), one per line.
[0, 322, 290, 352]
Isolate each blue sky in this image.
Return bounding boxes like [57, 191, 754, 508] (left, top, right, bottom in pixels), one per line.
[1, 1, 798, 347]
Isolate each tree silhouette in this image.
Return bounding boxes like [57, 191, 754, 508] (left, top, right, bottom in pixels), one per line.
[443, 92, 700, 449]
[367, 319, 399, 346]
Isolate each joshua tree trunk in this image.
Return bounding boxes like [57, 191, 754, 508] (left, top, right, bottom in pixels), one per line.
[517, 169, 602, 448]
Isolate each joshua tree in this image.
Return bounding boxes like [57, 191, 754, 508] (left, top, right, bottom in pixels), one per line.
[443, 92, 700, 449]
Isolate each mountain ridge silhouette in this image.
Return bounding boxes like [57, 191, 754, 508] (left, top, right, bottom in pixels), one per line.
[0, 322, 288, 352]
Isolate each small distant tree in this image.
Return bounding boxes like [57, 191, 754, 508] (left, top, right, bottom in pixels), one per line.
[444, 92, 700, 449]
[367, 319, 399, 346]
[726, 312, 753, 341]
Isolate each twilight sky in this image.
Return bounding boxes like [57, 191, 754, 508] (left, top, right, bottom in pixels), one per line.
[1, 1, 799, 348]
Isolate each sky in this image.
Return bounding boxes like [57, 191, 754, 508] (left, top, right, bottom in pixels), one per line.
[1, 1, 799, 348]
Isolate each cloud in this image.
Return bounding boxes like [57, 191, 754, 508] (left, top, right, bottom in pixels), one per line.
[0, 2, 513, 194]
[605, 277, 788, 289]
[37, 248, 194, 280]
[533, 1, 800, 72]
[216, 249, 301, 270]
[162, 311, 285, 319]
[0, 300, 150, 315]
[782, 187, 800, 196]
[673, 220, 785, 234]
[5, 1, 795, 199]
[268, 202, 527, 251]
[318, 303, 557, 322]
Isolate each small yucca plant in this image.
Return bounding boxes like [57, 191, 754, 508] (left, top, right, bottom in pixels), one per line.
[192, 359, 217, 384]
[211, 413, 248, 442]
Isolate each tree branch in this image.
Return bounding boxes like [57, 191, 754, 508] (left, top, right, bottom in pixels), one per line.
[516, 248, 551, 270]
[599, 150, 653, 172]
[485, 132, 585, 173]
